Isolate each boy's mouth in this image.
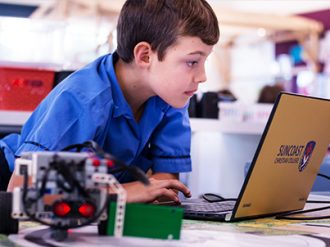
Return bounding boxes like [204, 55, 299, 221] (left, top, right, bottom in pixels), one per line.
[184, 90, 197, 97]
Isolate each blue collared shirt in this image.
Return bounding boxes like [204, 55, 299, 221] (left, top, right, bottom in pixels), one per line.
[0, 53, 192, 182]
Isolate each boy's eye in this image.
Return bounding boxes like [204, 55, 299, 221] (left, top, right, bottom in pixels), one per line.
[186, 61, 198, 67]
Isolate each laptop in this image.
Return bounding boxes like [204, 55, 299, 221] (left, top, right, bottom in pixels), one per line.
[182, 92, 330, 222]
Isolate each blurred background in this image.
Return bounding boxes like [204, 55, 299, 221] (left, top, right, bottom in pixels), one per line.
[0, 0, 330, 103]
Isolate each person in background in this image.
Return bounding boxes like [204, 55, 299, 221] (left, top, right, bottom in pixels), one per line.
[257, 83, 285, 104]
[0, 0, 220, 203]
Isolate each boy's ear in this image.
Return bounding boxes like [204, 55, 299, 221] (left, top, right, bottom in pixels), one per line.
[133, 42, 153, 67]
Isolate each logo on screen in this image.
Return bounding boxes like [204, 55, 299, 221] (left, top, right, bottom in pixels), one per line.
[298, 141, 316, 172]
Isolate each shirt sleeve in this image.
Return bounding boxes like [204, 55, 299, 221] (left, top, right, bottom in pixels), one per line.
[15, 90, 107, 156]
[150, 105, 192, 173]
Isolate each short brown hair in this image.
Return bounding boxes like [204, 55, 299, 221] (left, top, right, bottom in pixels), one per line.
[116, 0, 220, 63]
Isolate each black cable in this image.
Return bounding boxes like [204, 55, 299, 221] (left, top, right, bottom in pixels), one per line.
[62, 140, 150, 186]
[61, 141, 105, 157]
[104, 153, 150, 186]
[306, 200, 330, 204]
[51, 158, 89, 198]
[202, 193, 237, 202]
[277, 215, 330, 220]
[305, 173, 330, 203]
[274, 172, 330, 220]
[276, 205, 330, 220]
[318, 173, 330, 180]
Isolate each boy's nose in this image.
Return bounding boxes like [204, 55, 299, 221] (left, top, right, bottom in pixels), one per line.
[195, 68, 207, 84]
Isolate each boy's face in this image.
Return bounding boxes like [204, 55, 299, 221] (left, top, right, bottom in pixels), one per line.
[148, 36, 214, 108]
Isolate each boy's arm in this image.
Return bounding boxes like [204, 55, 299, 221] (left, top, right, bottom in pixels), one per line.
[150, 172, 178, 180]
[7, 171, 191, 204]
[149, 106, 192, 180]
[7, 173, 31, 192]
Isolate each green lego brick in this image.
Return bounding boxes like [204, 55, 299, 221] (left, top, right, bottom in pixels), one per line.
[106, 203, 183, 240]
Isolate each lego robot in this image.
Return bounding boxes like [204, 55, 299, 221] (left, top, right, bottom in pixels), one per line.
[0, 142, 148, 241]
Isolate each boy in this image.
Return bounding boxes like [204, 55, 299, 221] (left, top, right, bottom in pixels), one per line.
[1, 0, 219, 203]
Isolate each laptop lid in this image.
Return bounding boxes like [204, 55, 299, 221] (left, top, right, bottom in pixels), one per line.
[229, 92, 330, 221]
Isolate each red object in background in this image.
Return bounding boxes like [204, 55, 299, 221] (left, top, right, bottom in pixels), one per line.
[0, 67, 54, 111]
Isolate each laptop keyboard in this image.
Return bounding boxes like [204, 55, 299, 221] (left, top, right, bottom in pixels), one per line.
[182, 200, 236, 213]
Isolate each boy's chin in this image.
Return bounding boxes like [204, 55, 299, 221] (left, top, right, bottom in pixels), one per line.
[161, 96, 190, 109]
[168, 101, 189, 109]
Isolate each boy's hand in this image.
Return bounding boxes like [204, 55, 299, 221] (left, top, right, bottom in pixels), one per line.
[148, 173, 180, 202]
[122, 178, 191, 204]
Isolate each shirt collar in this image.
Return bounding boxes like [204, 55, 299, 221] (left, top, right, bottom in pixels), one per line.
[107, 52, 133, 119]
